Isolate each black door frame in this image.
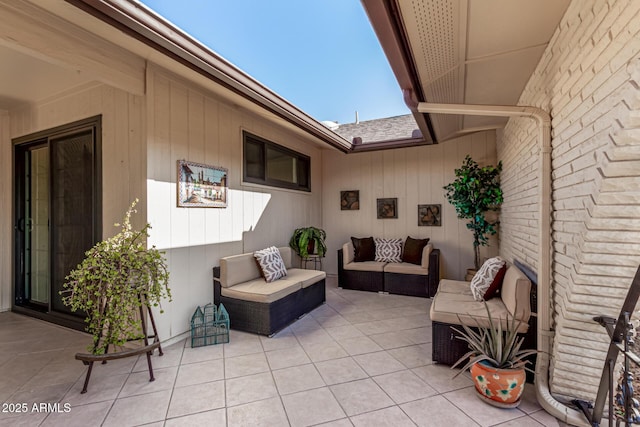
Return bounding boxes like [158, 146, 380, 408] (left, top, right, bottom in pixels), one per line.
[12, 115, 102, 331]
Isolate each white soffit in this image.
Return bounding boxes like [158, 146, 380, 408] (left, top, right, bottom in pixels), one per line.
[396, 0, 570, 141]
[0, 0, 350, 152]
[0, 44, 93, 110]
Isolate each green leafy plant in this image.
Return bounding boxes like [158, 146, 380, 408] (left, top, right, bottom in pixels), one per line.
[289, 226, 327, 259]
[61, 200, 171, 355]
[443, 155, 503, 269]
[451, 303, 537, 377]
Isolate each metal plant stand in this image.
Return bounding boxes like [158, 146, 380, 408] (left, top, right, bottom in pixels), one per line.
[574, 266, 640, 426]
[74, 293, 163, 394]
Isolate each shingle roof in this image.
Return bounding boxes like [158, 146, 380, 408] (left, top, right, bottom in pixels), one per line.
[332, 114, 422, 144]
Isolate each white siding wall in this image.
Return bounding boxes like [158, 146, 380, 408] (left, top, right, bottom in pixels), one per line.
[497, 0, 640, 401]
[8, 84, 147, 231]
[1, 83, 146, 312]
[146, 67, 324, 340]
[322, 131, 498, 280]
[0, 0, 145, 312]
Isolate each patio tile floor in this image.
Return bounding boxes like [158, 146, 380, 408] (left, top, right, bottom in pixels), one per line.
[0, 277, 569, 426]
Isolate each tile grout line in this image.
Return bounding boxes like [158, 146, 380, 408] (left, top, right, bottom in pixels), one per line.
[160, 341, 185, 425]
[1, 281, 560, 427]
[329, 289, 425, 426]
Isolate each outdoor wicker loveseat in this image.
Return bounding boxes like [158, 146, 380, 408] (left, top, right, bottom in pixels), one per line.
[430, 262, 533, 366]
[337, 237, 441, 298]
[213, 246, 326, 336]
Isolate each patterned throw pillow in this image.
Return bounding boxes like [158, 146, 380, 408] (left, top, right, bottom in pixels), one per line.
[470, 257, 507, 301]
[374, 238, 403, 263]
[483, 264, 508, 300]
[254, 247, 287, 283]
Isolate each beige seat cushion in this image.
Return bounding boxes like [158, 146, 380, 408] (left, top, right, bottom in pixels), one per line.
[221, 277, 302, 303]
[343, 261, 386, 272]
[383, 262, 429, 275]
[430, 292, 529, 333]
[219, 246, 293, 288]
[430, 264, 532, 334]
[420, 243, 433, 269]
[342, 242, 355, 265]
[501, 265, 532, 321]
[220, 253, 262, 288]
[285, 268, 326, 288]
[277, 246, 293, 269]
[437, 279, 473, 295]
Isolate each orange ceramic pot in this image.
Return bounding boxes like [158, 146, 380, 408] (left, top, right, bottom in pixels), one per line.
[470, 361, 526, 408]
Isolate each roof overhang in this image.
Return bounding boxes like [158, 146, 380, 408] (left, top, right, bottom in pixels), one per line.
[361, 0, 570, 142]
[360, 0, 437, 144]
[351, 136, 430, 152]
[66, 0, 358, 152]
[2, 0, 352, 152]
[67, 0, 353, 152]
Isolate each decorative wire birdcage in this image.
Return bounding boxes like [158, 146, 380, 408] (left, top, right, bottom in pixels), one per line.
[190, 303, 229, 348]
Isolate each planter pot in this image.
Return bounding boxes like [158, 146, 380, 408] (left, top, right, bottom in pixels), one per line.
[470, 361, 526, 408]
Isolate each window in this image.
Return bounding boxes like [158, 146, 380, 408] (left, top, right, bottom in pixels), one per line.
[243, 131, 311, 192]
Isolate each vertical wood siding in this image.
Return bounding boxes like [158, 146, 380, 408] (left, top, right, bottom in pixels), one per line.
[146, 67, 324, 339]
[322, 131, 498, 280]
[8, 84, 147, 232]
[1, 83, 145, 311]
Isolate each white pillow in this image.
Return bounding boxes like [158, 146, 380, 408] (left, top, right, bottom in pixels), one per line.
[470, 257, 506, 301]
[374, 238, 403, 263]
[254, 247, 287, 283]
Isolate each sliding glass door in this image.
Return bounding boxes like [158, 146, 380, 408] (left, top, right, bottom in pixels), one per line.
[14, 117, 101, 329]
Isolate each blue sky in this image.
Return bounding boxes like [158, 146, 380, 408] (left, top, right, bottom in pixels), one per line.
[139, 0, 409, 125]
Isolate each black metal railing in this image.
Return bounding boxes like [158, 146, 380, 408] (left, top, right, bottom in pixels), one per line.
[574, 266, 640, 427]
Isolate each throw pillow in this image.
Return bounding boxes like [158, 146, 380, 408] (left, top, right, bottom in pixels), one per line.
[374, 238, 403, 262]
[402, 236, 430, 265]
[470, 257, 506, 301]
[254, 246, 287, 283]
[351, 236, 375, 262]
[483, 264, 507, 300]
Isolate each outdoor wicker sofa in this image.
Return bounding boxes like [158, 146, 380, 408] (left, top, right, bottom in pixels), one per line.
[337, 240, 440, 298]
[213, 246, 325, 336]
[429, 263, 534, 366]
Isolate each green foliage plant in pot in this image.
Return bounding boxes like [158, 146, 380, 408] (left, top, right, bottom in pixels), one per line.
[444, 155, 503, 270]
[61, 200, 171, 355]
[452, 303, 538, 408]
[289, 226, 327, 259]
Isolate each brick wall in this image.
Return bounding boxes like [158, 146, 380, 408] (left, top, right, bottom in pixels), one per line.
[497, 0, 640, 401]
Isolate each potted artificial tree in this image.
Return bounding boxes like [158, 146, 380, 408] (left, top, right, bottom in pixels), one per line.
[289, 226, 327, 260]
[452, 304, 538, 408]
[444, 155, 503, 276]
[61, 199, 171, 391]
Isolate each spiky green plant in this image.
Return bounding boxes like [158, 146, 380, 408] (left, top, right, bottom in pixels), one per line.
[289, 227, 327, 259]
[451, 302, 537, 377]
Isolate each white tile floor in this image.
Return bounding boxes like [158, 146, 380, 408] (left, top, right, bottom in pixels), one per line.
[0, 277, 570, 426]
